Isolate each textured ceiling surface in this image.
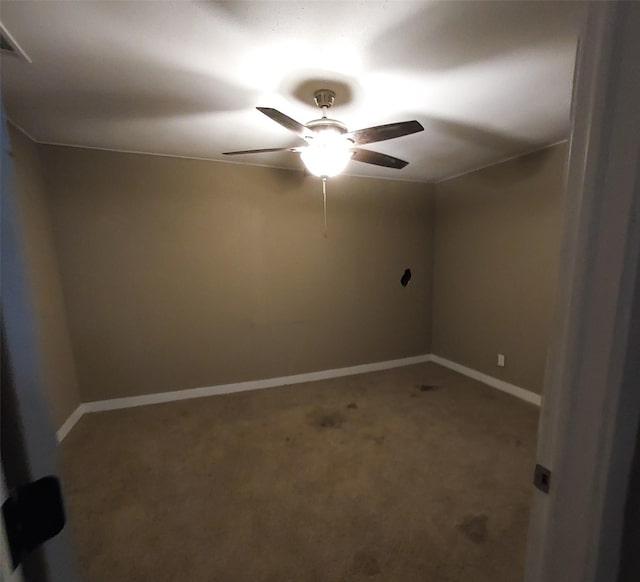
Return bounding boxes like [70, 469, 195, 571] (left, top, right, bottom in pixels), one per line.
[0, 1, 584, 182]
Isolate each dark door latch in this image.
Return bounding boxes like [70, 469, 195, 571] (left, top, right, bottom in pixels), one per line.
[533, 463, 551, 494]
[2, 475, 66, 569]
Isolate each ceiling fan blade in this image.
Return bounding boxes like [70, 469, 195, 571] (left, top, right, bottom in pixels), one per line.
[256, 107, 310, 139]
[222, 147, 301, 155]
[351, 148, 409, 169]
[346, 120, 424, 146]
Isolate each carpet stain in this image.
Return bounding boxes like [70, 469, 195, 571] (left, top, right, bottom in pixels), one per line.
[347, 402, 358, 409]
[309, 409, 346, 429]
[457, 514, 488, 543]
[364, 434, 385, 446]
[349, 551, 381, 577]
[61, 362, 539, 582]
[418, 384, 438, 392]
[320, 415, 343, 428]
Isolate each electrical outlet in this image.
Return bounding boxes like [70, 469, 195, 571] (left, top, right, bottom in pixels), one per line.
[497, 354, 505, 367]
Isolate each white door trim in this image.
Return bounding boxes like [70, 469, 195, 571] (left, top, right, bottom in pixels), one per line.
[525, 2, 640, 581]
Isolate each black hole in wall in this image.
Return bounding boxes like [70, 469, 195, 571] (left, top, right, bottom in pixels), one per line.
[401, 268, 412, 287]
[1, 35, 16, 52]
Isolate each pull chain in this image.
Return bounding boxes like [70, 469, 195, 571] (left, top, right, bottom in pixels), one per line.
[322, 177, 328, 238]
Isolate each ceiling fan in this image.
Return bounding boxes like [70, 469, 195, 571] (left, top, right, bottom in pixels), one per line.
[223, 89, 424, 179]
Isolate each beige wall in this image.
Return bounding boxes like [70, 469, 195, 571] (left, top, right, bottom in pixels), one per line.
[39, 146, 434, 401]
[12, 130, 564, 406]
[8, 126, 81, 428]
[432, 144, 567, 394]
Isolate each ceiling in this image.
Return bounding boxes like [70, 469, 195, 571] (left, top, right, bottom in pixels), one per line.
[0, 1, 584, 183]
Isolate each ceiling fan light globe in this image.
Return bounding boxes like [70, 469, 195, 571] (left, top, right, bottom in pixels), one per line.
[300, 130, 352, 178]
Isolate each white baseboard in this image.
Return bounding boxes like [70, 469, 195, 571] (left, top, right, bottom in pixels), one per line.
[83, 354, 433, 413]
[56, 404, 87, 442]
[430, 354, 542, 406]
[57, 352, 541, 441]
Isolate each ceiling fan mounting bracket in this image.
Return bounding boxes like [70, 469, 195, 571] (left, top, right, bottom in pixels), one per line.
[313, 89, 336, 110]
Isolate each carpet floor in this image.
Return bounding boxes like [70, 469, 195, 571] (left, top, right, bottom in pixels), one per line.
[60, 362, 539, 582]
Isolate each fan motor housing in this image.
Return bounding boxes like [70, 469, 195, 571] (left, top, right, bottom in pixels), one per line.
[306, 118, 348, 135]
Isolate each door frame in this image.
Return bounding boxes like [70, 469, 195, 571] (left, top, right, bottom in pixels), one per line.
[525, 1, 640, 581]
[1, 104, 78, 580]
